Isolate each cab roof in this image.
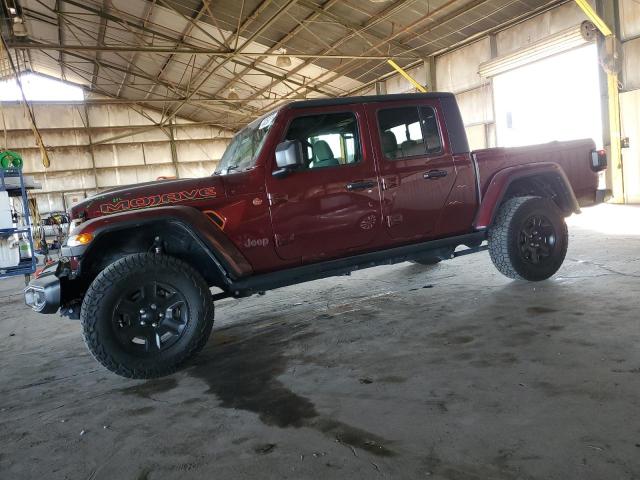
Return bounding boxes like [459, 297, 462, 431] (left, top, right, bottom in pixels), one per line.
[287, 92, 455, 110]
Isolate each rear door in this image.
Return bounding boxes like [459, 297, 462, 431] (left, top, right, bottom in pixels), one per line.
[371, 102, 456, 241]
[265, 106, 382, 263]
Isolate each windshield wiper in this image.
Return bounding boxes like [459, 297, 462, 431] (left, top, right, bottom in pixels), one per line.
[225, 165, 240, 174]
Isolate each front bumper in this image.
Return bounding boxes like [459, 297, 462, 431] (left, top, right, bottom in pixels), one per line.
[24, 273, 61, 314]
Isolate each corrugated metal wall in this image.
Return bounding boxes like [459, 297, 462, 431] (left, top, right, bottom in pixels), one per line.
[376, 0, 639, 204]
[0, 102, 232, 214]
[377, 2, 593, 150]
[620, 0, 640, 202]
[620, 0, 640, 91]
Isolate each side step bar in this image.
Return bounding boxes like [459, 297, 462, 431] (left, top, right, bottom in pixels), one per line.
[223, 231, 487, 298]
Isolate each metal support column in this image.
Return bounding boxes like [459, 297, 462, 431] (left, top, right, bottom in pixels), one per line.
[576, 0, 624, 203]
[169, 119, 180, 179]
[81, 105, 100, 194]
[387, 59, 428, 92]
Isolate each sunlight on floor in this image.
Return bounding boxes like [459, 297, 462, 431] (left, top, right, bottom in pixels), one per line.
[566, 204, 640, 236]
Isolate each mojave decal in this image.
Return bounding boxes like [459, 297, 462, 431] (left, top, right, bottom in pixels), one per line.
[100, 187, 217, 214]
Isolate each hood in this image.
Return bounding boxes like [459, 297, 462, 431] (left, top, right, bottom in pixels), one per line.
[70, 177, 225, 220]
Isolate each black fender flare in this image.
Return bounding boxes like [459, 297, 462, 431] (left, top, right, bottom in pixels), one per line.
[474, 163, 580, 229]
[67, 205, 252, 286]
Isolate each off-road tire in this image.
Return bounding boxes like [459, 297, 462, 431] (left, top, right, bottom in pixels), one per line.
[81, 253, 214, 378]
[488, 196, 568, 281]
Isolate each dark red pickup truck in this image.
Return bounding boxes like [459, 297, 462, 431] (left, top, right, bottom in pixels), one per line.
[25, 92, 606, 378]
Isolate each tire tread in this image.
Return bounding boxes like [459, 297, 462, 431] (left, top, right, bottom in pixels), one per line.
[488, 196, 568, 281]
[81, 253, 214, 379]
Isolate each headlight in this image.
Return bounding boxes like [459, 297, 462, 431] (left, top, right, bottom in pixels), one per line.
[66, 232, 93, 247]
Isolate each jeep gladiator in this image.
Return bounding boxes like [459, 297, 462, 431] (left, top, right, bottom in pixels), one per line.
[24, 92, 607, 378]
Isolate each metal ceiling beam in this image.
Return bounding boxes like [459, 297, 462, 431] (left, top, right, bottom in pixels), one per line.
[296, 0, 416, 54]
[90, 0, 109, 91]
[116, 0, 157, 97]
[50, 0, 333, 118]
[22, 51, 248, 125]
[55, 0, 187, 45]
[144, 0, 283, 117]
[152, 0, 275, 102]
[243, 0, 425, 105]
[55, 0, 65, 80]
[25, 1, 262, 118]
[342, 0, 568, 97]
[56, 50, 251, 115]
[24, 0, 339, 115]
[163, 0, 300, 123]
[255, 0, 467, 111]
[144, 0, 218, 103]
[157, 0, 227, 49]
[87, 97, 303, 104]
[211, 0, 419, 106]
[51, 45, 331, 99]
[5, 43, 422, 59]
[210, 0, 340, 97]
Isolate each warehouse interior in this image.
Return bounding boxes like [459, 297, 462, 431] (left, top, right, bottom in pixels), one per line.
[1, 0, 639, 479]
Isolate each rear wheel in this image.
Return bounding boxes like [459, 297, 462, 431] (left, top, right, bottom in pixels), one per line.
[81, 253, 214, 378]
[488, 196, 568, 281]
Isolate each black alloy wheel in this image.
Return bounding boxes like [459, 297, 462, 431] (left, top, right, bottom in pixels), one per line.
[82, 253, 215, 378]
[488, 196, 568, 281]
[112, 281, 189, 355]
[518, 214, 557, 265]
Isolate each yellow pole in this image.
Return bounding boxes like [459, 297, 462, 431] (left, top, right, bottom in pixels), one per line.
[574, 0, 613, 36]
[387, 59, 428, 93]
[574, 0, 623, 202]
[606, 72, 624, 202]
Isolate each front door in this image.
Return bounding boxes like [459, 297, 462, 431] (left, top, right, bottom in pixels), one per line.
[371, 102, 457, 241]
[266, 106, 382, 263]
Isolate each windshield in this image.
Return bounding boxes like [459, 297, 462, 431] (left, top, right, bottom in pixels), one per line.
[214, 111, 277, 175]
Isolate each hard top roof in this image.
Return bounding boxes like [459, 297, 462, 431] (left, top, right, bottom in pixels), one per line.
[286, 92, 455, 109]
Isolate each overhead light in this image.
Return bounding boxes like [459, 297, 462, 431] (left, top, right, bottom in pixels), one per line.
[227, 88, 239, 100]
[276, 49, 292, 68]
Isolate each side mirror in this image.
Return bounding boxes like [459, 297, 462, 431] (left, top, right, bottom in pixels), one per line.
[273, 140, 304, 177]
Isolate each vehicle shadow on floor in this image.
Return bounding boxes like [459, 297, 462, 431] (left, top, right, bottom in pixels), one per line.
[125, 316, 397, 457]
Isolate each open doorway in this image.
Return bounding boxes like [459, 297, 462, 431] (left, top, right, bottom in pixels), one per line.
[493, 44, 603, 149]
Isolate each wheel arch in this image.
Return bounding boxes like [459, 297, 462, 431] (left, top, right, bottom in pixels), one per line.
[474, 163, 579, 230]
[74, 206, 253, 290]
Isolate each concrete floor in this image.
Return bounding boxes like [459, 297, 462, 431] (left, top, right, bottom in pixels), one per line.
[1, 204, 639, 480]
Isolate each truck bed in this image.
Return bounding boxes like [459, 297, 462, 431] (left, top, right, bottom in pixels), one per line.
[473, 139, 599, 207]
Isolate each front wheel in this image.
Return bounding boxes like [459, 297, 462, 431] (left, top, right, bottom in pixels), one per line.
[488, 196, 568, 281]
[81, 253, 214, 378]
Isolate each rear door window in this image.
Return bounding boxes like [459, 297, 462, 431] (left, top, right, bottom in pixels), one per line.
[378, 106, 442, 159]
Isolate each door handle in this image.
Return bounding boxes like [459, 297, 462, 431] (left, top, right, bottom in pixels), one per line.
[346, 180, 377, 191]
[423, 169, 448, 180]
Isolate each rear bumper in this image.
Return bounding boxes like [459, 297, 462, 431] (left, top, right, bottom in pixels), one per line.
[24, 273, 61, 314]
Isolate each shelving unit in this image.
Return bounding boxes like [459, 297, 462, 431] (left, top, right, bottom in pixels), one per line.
[0, 167, 37, 279]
